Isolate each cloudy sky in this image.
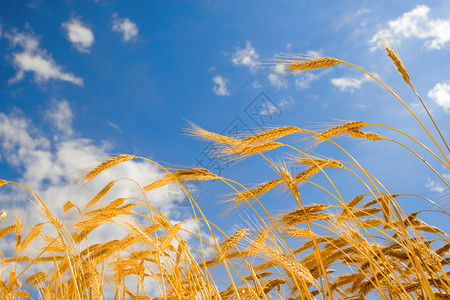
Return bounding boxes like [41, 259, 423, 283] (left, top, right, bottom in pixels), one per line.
[1, 1, 450, 253]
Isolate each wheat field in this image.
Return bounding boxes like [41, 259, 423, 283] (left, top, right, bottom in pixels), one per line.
[0, 45, 449, 299]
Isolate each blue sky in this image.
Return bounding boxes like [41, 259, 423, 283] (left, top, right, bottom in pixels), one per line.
[1, 0, 450, 263]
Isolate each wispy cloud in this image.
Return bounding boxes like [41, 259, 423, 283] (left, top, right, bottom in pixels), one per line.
[370, 5, 450, 50]
[62, 17, 94, 53]
[330, 74, 372, 92]
[6, 31, 83, 85]
[212, 75, 230, 96]
[425, 177, 449, 193]
[267, 63, 288, 89]
[45, 99, 73, 139]
[231, 41, 259, 72]
[295, 73, 319, 89]
[257, 97, 294, 116]
[252, 80, 261, 89]
[108, 121, 122, 133]
[428, 82, 450, 113]
[112, 14, 138, 42]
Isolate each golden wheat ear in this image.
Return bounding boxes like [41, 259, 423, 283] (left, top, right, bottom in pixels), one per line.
[269, 54, 345, 75]
[83, 154, 136, 183]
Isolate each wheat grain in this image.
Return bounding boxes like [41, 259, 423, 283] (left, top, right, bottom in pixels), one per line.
[218, 229, 250, 261]
[226, 141, 282, 155]
[19, 222, 44, 251]
[261, 245, 315, 284]
[240, 126, 302, 144]
[144, 168, 218, 191]
[285, 228, 317, 238]
[287, 57, 344, 71]
[63, 201, 75, 213]
[185, 122, 241, 145]
[85, 207, 135, 218]
[281, 204, 331, 222]
[73, 217, 111, 230]
[348, 130, 386, 141]
[386, 47, 411, 86]
[107, 197, 127, 209]
[317, 121, 369, 140]
[86, 180, 118, 208]
[294, 165, 322, 182]
[0, 225, 16, 239]
[84, 154, 135, 183]
[14, 290, 31, 298]
[232, 178, 283, 202]
[247, 229, 269, 256]
[298, 158, 345, 169]
[160, 223, 182, 251]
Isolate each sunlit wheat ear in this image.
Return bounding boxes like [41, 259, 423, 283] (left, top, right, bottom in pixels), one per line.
[289, 57, 344, 71]
[348, 130, 387, 141]
[19, 222, 44, 251]
[287, 228, 318, 239]
[0, 224, 16, 239]
[160, 223, 182, 251]
[84, 154, 136, 183]
[385, 46, 412, 87]
[86, 179, 119, 208]
[0, 179, 7, 187]
[143, 168, 218, 191]
[247, 229, 269, 256]
[230, 178, 283, 203]
[261, 245, 315, 284]
[217, 229, 250, 261]
[239, 126, 303, 144]
[185, 121, 241, 145]
[270, 55, 345, 74]
[25, 272, 48, 286]
[63, 201, 75, 213]
[317, 121, 370, 140]
[222, 141, 283, 157]
[279, 165, 302, 204]
[297, 157, 345, 169]
[15, 216, 22, 250]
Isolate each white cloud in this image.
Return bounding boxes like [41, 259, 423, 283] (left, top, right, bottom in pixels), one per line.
[426, 178, 447, 193]
[370, 5, 450, 50]
[257, 97, 293, 116]
[257, 102, 279, 117]
[428, 82, 450, 113]
[62, 18, 94, 53]
[331, 74, 371, 92]
[45, 99, 73, 138]
[212, 75, 230, 96]
[0, 101, 195, 220]
[268, 73, 287, 89]
[267, 63, 288, 89]
[108, 121, 122, 133]
[295, 73, 319, 89]
[6, 31, 83, 85]
[252, 80, 261, 89]
[112, 14, 138, 42]
[231, 41, 259, 72]
[279, 96, 295, 108]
